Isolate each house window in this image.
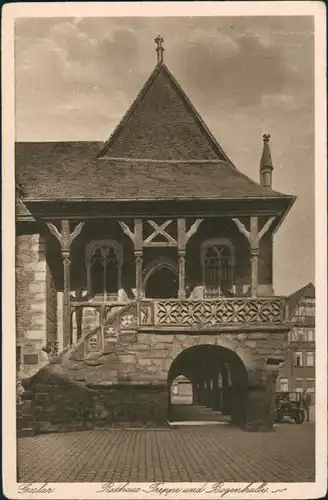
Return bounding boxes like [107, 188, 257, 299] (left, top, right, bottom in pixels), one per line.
[297, 328, 305, 342]
[306, 379, 315, 393]
[201, 239, 234, 298]
[307, 329, 314, 342]
[294, 351, 303, 366]
[304, 300, 315, 317]
[295, 378, 304, 392]
[23, 354, 39, 365]
[306, 351, 314, 367]
[85, 240, 123, 299]
[279, 378, 289, 392]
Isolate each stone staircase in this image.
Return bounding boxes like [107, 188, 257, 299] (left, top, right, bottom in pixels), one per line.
[17, 301, 168, 434]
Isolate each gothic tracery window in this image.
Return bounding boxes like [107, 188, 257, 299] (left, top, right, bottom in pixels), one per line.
[85, 240, 123, 299]
[201, 239, 234, 298]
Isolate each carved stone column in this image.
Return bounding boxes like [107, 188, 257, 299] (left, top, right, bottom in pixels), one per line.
[46, 220, 85, 349]
[198, 380, 206, 405]
[221, 364, 231, 415]
[250, 217, 259, 297]
[177, 218, 203, 299]
[204, 379, 212, 408]
[211, 372, 220, 410]
[60, 220, 72, 348]
[135, 252, 143, 299]
[192, 382, 198, 404]
[178, 251, 186, 299]
[62, 252, 71, 346]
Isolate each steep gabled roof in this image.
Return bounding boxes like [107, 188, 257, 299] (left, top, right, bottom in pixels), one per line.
[98, 62, 233, 163]
[15, 142, 294, 201]
[288, 282, 315, 318]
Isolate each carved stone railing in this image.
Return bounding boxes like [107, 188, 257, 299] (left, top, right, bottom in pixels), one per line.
[69, 300, 137, 358]
[139, 297, 289, 330]
[70, 297, 289, 341]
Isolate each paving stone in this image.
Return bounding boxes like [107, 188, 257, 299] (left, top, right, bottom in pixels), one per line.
[17, 423, 315, 483]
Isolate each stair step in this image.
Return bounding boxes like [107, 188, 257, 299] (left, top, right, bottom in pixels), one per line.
[17, 428, 37, 437]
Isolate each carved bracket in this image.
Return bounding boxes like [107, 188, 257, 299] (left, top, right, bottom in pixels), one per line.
[46, 221, 85, 253]
[118, 221, 136, 243]
[119, 219, 143, 251]
[232, 217, 275, 248]
[186, 219, 203, 243]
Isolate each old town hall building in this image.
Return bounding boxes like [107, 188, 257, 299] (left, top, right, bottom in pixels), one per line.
[16, 38, 296, 433]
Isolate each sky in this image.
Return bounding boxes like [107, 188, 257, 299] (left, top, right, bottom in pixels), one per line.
[14, 16, 315, 296]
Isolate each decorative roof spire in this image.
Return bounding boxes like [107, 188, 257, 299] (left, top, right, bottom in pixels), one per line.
[154, 35, 164, 64]
[260, 134, 273, 168]
[260, 134, 273, 188]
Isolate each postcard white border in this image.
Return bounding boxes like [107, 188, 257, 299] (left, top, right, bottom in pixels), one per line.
[2, 2, 327, 499]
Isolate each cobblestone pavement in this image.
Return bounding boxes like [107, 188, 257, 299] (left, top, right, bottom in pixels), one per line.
[17, 422, 315, 483]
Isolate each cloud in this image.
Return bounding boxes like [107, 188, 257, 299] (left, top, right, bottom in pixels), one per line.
[176, 30, 299, 109]
[14, 16, 314, 137]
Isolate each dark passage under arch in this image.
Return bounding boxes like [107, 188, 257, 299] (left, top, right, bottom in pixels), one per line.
[167, 344, 248, 426]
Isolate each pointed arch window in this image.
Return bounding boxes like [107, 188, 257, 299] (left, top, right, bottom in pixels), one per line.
[201, 239, 234, 298]
[143, 257, 179, 299]
[85, 240, 123, 299]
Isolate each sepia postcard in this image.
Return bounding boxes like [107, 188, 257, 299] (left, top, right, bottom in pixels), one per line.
[2, 1, 327, 499]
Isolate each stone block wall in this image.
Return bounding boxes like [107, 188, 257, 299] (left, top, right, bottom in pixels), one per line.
[246, 333, 287, 367]
[16, 231, 58, 379]
[65, 326, 286, 389]
[46, 261, 57, 344]
[19, 368, 168, 434]
[64, 329, 261, 390]
[18, 326, 285, 432]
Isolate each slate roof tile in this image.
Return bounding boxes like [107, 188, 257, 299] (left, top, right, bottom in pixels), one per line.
[98, 64, 229, 162]
[16, 143, 290, 201]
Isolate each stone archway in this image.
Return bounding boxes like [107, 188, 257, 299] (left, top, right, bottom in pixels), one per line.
[167, 344, 248, 425]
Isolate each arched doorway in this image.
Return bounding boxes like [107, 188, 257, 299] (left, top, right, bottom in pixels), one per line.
[171, 375, 193, 405]
[167, 345, 248, 425]
[144, 259, 179, 299]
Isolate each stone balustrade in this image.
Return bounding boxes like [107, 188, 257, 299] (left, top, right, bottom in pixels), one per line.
[139, 297, 289, 331]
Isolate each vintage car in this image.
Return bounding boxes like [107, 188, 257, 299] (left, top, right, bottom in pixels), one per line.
[275, 392, 306, 424]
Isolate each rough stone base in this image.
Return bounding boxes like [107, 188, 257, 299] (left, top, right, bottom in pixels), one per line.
[19, 372, 169, 433]
[242, 370, 276, 432]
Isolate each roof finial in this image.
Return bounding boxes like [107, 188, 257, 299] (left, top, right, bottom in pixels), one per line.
[260, 133, 273, 188]
[154, 35, 164, 64]
[261, 134, 273, 166]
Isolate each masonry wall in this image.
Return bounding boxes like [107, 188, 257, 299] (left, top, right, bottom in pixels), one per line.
[66, 326, 287, 387]
[16, 226, 57, 379]
[20, 328, 285, 432]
